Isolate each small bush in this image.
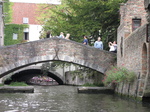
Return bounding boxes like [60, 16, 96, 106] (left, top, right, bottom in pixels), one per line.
[0, 84, 4, 86]
[9, 82, 28, 86]
[103, 66, 136, 85]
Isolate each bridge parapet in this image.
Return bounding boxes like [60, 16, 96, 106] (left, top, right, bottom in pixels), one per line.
[0, 38, 116, 77]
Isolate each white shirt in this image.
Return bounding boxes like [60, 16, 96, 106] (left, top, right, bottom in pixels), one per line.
[109, 45, 115, 51]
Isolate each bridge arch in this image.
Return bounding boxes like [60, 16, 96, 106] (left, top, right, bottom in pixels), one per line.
[4, 68, 64, 85]
[0, 38, 116, 78]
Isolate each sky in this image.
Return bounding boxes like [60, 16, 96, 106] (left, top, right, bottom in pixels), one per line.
[9, 0, 61, 4]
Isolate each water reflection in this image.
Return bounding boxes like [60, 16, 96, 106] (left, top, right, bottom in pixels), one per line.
[0, 86, 150, 112]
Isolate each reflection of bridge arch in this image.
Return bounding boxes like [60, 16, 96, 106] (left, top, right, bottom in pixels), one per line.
[0, 38, 116, 78]
[4, 68, 64, 85]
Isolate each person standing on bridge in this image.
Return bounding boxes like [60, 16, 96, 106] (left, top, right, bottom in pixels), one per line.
[108, 42, 115, 53]
[65, 33, 70, 40]
[58, 32, 65, 38]
[108, 41, 117, 53]
[82, 36, 88, 45]
[113, 41, 117, 53]
[94, 37, 103, 50]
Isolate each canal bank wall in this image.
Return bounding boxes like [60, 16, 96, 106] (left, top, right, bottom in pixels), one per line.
[116, 0, 150, 100]
[78, 87, 114, 94]
[65, 71, 103, 86]
[117, 23, 150, 100]
[0, 86, 34, 93]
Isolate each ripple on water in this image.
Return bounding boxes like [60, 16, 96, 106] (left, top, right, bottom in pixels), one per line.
[8, 105, 13, 107]
[4, 110, 23, 112]
[22, 103, 28, 108]
[0, 86, 150, 112]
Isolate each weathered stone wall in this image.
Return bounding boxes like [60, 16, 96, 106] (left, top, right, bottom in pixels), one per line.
[0, 38, 116, 77]
[119, 0, 147, 37]
[116, 24, 149, 99]
[117, 0, 148, 76]
[65, 71, 103, 86]
[118, 24, 147, 70]
[144, 0, 150, 97]
[116, 0, 150, 99]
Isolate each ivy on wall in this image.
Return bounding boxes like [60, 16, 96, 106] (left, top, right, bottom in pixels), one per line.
[3, 0, 29, 46]
[4, 24, 28, 46]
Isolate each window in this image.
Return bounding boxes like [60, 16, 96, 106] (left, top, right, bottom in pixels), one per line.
[24, 28, 29, 32]
[120, 37, 123, 57]
[24, 32, 29, 40]
[23, 17, 29, 24]
[13, 33, 18, 40]
[132, 19, 141, 31]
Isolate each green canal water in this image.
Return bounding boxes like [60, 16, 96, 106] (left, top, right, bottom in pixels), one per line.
[0, 86, 150, 112]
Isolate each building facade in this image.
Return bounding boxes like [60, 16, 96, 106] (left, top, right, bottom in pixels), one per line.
[117, 0, 147, 64]
[9, 0, 61, 42]
[117, 0, 150, 99]
[0, 0, 4, 46]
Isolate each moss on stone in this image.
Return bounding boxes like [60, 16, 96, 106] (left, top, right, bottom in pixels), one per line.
[115, 92, 143, 101]
[143, 89, 150, 97]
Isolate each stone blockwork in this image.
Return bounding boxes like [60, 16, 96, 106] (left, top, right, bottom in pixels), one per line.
[0, 38, 116, 78]
[117, 0, 148, 70]
[116, 25, 149, 98]
[117, 0, 150, 99]
[119, 0, 147, 38]
[65, 71, 103, 86]
[144, 0, 150, 22]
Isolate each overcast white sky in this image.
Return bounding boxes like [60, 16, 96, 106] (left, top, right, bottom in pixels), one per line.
[9, 0, 61, 4]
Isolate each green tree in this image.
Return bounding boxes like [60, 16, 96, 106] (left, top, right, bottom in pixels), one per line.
[37, 0, 127, 48]
[3, 0, 13, 24]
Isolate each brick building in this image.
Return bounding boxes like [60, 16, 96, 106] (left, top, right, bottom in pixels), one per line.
[9, 0, 61, 41]
[0, 0, 4, 46]
[117, 0, 150, 98]
[117, 0, 148, 68]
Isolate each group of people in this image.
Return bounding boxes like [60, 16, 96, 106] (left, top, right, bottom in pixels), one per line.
[58, 32, 117, 52]
[58, 32, 70, 40]
[82, 36, 117, 53]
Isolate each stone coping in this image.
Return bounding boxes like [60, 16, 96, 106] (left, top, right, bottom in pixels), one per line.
[0, 86, 34, 93]
[77, 86, 114, 94]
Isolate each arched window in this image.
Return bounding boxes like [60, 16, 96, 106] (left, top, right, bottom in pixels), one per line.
[142, 43, 147, 76]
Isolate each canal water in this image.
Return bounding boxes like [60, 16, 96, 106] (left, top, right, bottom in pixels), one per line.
[0, 86, 150, 112]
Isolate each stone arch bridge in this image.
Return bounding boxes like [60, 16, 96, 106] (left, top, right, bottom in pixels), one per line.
[4, 66, 64, 85]
[0, 38, 116, 79]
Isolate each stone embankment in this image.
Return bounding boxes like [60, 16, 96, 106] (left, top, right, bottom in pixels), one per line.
[77, 87, 114, 94]
[0, 86, 34, 93]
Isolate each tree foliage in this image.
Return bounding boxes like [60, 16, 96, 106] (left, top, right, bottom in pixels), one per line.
[37, 0, 127, 48]
[3, 0, 13, 24]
